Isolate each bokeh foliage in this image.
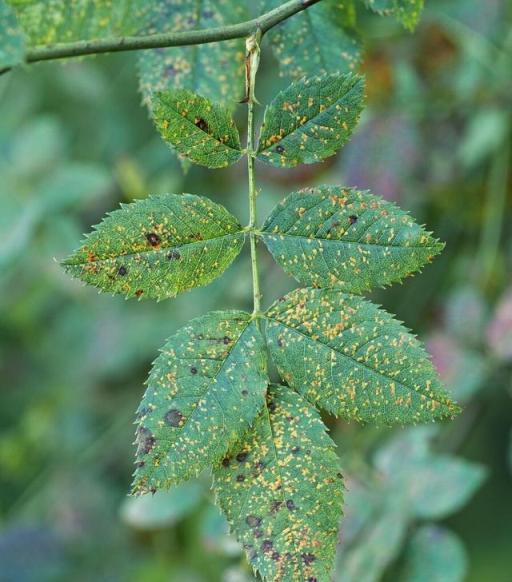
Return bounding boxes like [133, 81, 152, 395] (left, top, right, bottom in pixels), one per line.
[1, 0, 511, 580]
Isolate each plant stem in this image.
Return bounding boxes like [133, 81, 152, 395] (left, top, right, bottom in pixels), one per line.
[246, 32, 262, 318]
[0, 0, 322, 76]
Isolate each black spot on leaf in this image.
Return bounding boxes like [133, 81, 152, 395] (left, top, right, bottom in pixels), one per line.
[190, 366, 198, 375]
[146, 232, 161, 246]
[348, 215, 358, 225]
[302, 553, 316, 565]
[236, 474, 245, 482]
[272, 551, 281, 561]
[262, 540, 273, 553]
[194, 117, 209, 132]
[246, 515, 262, 528]
[164, 409, 183, 427]
[236, 451, 248, 463]
[118, 265, 127, 276]
[167, 250, 181, 260]
[275, 145, 285, 154]
[221, 457, 231, 468]
[223, 336, 231, 344]
[286, 499, 296, 511]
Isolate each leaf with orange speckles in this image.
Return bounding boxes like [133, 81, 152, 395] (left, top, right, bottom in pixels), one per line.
[266, 287, 460, 425]
[214, 385, 343, 582]
[152, 89, 242, 169]
[257, 73, 365, 168]
[6, 0, 153, 45]
[137, 0, 247, 109]
[363, 0, 424, 30]
[132, 310, 268, 494]
[62, 193, 244, 300]
[260, 186, 444, 293]
[0, 1, 25, 69]
[261, 0, 361, 79]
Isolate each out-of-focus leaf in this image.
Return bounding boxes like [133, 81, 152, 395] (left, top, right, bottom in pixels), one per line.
[341, 115, 420, 203]
[201, 505, 242, 557]
[444, 285, 487, 346]
[266, 287, 458, 424]
[132, 311, 267, 493]
[487, 288, 512, 362]
[364, 0, 424, 30]
[214, 386, 343, 582]
[62, 193, 245, 301]
[7, 0, 152, 44]
[137, 0, 246, 108]
[399, 525, 467, 582]
[261, 0, 361, 79]
[0, 0, 25, 69]
[375, 428, 487, 519]
[459, 109, 510, 168]
[427, 333, 487, 403]
[120, 482, 203, 530]
[341, 476, 379, 545]
[257, 73, 365, 168]
[152, 89, 242, 169]
[261, 186, 444, 293]
[337, 498, 408, 582]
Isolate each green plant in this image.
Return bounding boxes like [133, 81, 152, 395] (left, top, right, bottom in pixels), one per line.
[2, 1, 461, 580]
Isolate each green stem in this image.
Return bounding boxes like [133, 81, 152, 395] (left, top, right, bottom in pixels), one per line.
[246, 33, 262, 318]
[0, 0, 322, 76]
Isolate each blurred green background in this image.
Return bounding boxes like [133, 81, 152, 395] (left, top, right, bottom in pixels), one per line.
[1, 0, 511, 581]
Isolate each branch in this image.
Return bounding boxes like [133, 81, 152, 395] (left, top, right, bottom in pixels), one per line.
[0, 0, 322, 76]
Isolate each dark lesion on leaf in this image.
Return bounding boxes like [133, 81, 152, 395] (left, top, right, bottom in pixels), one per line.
[164, 409, 184, 427]
[348, 214, 358, 225]
[145, 232, 161, 246]
[118, 265, 128, 276]
[302, 553, 316, 565]
[246, 515, 262, 528]
[167, 250, 181, 260]
[275, 144, 285, 154]
[135, 426, 156, 455]
[194, 117, 209, 132]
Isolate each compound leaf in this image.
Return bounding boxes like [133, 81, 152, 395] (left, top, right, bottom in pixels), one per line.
[137, 0, 247, 108]
[261, 186, 444, 293]
[399, 525, 467, 582]
[133, 311, 268, 493]
[266, 288, 459, 424]
[257, 73, 365, 168]
[214, 385, 343, 582]
[62, 193, 244, 300]
[152, 89, 242, 169]
[261, 0, 361, 79]
[0, 0, 25, 69]
[364, 0, 424, 30]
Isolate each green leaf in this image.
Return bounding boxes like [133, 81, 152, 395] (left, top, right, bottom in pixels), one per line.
[261, 186, 444, 293]
[137, 0, 247, 108]
[266, 287, 459, 424]
[132, 311, 268, 493]
[120, 482, 203, 530]
[257, 73, 365, 168]
[364, 0, 424, 30]
[7, 0, 152, 44]
[375, 427, 486, 519]
[152, 89, 242, 169]
[0, 1, 25, 69]
[261, 0, 361, 79]
[399, 525, 467, 582]
[337, 498, 408, 582]
[214, 385, 343, 582]
[62, 193, 244, 301]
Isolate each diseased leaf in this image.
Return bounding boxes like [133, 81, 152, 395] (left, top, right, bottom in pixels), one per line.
[137, 0, 247, 108]
[364, 0, 424, 30]
[399, 525, 467, 582]
[261, 0, 361, 79]
[214, 385, 343, 582]
[132, 311, 268, 493]
[62, 193, 244, 300]
[257, 73, 365, 168]
[261, 186, 444, 293]
[152, 89, 242, 169]
[266, 288, 459, 424]
[0, 1, 25, 69]
[7, 0, 152, 44]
